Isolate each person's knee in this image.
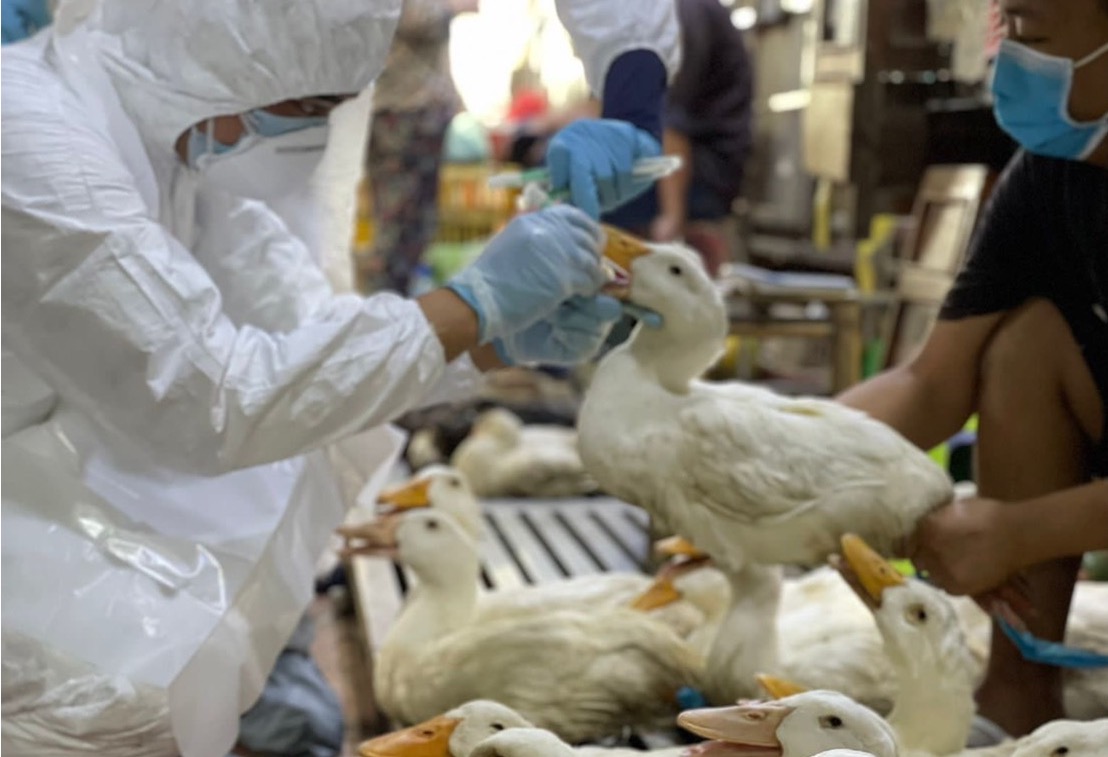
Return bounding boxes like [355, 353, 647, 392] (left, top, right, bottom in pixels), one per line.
[980, 298, 1103, 443]
[979, 299, 1071, 407]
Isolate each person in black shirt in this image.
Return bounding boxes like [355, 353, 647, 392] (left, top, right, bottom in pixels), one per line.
[839, 0, 1108, 740]
[649, 0, 753, 275]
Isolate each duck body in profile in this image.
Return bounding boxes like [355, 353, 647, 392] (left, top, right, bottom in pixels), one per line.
[578, 243, 952, 571]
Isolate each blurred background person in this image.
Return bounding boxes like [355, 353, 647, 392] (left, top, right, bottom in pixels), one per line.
[359, 0, 478, 295]
[1, 0, 50, 44]
[650, 0, 754, 277]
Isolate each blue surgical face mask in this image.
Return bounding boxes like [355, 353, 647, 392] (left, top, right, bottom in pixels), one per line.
[242, 109, 329, 138]
[991, 38, 1108, 160]
[185, 109, 330, 169]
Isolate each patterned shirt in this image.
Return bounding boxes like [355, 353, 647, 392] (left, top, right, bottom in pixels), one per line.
[373, 0, 462, 112]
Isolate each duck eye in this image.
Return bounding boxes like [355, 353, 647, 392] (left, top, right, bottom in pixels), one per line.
[449, 478, 461, 488]
[668, 265, 683, 276]
[819, 715, 844, 729]
[906, 604, 928, 623]
[1053, 747, 1069, 756]
[426, 520, 439, 531]
[490, 723, 505, 731]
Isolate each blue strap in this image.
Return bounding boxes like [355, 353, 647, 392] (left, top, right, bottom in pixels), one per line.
[676, 686, 709, 710]
[995, 616, 1108, 669]
[911, 565, 1108, 670]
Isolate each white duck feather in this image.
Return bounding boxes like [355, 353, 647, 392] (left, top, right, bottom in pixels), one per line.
[372, 510, 700, 743]
[451, 408, 596, 499]
[578, 244, 952, 571]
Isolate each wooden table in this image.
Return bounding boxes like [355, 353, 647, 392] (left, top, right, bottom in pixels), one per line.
[718, 272, 894, 394]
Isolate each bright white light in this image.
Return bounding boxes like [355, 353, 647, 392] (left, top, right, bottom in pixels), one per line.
[767, 89, 812, 113]
[731, 6, 757, 30]
[448, 0, 585, 125]
[781, 0, 815, 13]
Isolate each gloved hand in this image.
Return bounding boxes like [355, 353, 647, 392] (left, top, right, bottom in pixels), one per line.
[546, 119, 662, 219]
[493, 294, 623, 366]
[1, 0, 51, 44]
[446, 205, 607, 342]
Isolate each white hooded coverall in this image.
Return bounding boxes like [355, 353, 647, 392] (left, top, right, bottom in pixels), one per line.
[0, 0, 679, 755]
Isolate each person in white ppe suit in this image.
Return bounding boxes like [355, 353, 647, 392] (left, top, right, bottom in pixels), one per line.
[0, 0, 679, 755]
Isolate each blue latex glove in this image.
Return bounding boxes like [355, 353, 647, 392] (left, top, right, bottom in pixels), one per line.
[1, 0, 50, 44]
[445, 205, 607, 342]
[546, 119, 662, 219]
[493, 295, 623, 366]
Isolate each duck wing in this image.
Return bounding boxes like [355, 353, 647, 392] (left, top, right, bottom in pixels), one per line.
[665, 386, 952, 564]
[395, 610, 701, 744]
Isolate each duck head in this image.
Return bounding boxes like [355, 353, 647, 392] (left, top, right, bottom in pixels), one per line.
[1011, 718, 1108, 757]
[467, 727, 576, 757]
[388, 510, 479, 587]
[838, 533, 975, 754]
[756, 674, 810, 700]
[620, 244, 729, 389]
[630, 544, 714, 612]
[359, 714, 463, 757]
[656, 535, 712, 561]
[678, 690, 898, 757]
[838, 534, 970, 682]
[467, 408, 524, 448]
[358, 700, 534, 757]
[378, 466, 483, 542]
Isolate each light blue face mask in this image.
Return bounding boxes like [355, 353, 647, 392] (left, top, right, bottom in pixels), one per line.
[185, 109, 330, 169]
[991, 38, 1108, 160]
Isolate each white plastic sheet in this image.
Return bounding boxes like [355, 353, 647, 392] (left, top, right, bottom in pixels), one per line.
[1, 410, 404, 756]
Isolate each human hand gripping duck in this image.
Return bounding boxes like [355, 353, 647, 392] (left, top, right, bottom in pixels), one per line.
[902, 495, 1035, 618]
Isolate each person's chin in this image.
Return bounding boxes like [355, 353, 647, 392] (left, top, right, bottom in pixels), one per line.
[1084, 135, 1108, 168]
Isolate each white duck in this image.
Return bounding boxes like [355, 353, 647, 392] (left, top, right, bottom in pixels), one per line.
[475, 727, 893, 757]
[354, 700, 665, 757]
[364, 509, 701, 743]
[1008, 718, 1108, 757]
[578, 243, 951, 571]
[358, 696, 897, 757]
[343, 465, 709, 636]
[676, 690, 900, 757]
[374, 464, 485, 540]
[834, 533, 1108, 728]
[638, 538, 904, 709]
[357, 700, 537, 757]
[836, 533, 979, 756]
[451, 408, 597, 498]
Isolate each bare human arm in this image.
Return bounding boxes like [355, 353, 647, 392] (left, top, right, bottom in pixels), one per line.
[416, 289, 506, 371]
[651, 128, 692, 241]
[836, 312, 1006, 449]
[908, 484, 1108, 598]
[840, 311, 1107, 600]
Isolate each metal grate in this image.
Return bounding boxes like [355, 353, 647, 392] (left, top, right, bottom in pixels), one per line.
[351, 497, 653, 656]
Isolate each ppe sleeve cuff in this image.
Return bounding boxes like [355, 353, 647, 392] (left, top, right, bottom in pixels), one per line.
[443, 281, 488, 341]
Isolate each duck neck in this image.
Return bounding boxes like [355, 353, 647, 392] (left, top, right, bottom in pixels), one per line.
[629, 328, 721, 394]
[386, 565, 479, 652]
[887, 653, 976, 755]
[705, 564, 783, 702]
